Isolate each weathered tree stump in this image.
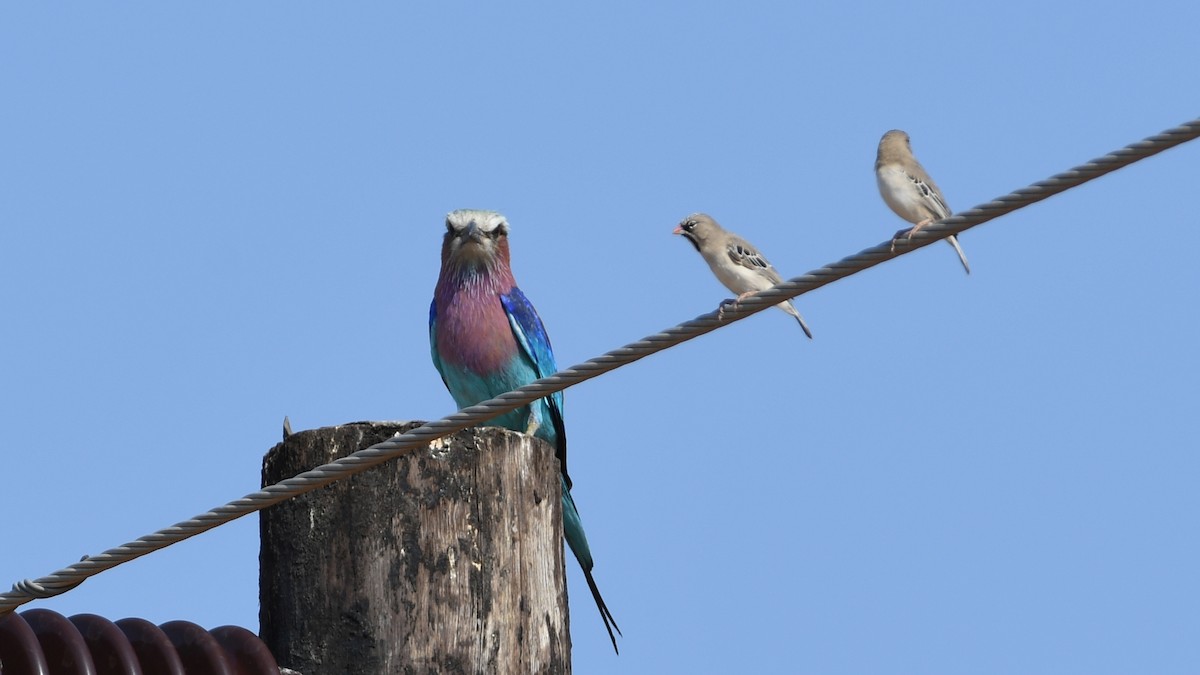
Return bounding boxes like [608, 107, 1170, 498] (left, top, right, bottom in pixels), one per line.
[259, 422, 570, 675]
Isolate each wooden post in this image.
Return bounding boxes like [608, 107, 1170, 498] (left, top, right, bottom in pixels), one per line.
[259, 422, 571, 675]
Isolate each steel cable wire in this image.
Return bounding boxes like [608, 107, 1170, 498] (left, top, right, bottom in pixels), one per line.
[3, 116, 1197, 615]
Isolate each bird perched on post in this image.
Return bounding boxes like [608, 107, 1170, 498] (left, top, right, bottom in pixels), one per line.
[428, 209, 621, 653]
[673, 213, 813, 339]
[875, 129, 971, 274]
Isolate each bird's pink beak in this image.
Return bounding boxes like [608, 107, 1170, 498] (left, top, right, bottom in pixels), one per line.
[672, 225, 684, 235]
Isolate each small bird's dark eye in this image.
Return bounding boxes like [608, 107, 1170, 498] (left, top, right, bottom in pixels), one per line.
[682, 220, 695, 231]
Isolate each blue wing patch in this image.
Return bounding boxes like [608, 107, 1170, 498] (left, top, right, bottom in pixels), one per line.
[500, 287, 570, 485]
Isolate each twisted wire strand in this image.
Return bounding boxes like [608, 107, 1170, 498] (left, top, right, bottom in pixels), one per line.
[3, 117, 1197, 616]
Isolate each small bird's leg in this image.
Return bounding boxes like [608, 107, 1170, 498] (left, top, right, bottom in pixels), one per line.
[891, 218, 934, 253]
[908, 218, 934, 239]
[717, 293, 756, 321]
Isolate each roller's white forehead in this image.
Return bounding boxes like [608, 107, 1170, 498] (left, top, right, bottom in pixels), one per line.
[446, 209, 509, 233]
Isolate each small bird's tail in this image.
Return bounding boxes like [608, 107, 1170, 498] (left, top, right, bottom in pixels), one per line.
[781, 301, 814, 339]
[947, 234, 971, 275]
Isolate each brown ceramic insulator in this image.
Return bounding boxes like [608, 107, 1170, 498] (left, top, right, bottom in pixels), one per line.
[1, 611, 281, 675]
[0, 611, 50, 675]
[114, 618, 185, 675]
[23, 608, 97, 675]
[68, 614, 142, 675]
[158, 620, 234, 675]
[209, 625, 279, 675]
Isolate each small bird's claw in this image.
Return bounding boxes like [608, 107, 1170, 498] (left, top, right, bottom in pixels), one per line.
[718, 292, 760, 320]
[892, 219, 931, 252]
[717, 299, 735, 321]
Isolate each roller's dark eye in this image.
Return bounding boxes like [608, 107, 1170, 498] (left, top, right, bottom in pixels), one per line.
[445, 220, 455, 234]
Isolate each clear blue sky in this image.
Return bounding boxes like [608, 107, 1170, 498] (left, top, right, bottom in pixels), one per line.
[3, 3, 1198, 673]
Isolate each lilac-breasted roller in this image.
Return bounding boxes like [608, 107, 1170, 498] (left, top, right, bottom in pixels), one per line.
[429, 209, 621, 653]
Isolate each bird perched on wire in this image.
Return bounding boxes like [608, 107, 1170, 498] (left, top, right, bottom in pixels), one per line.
[429, 209, 620, 653]
[674, 213, 813, 339]
[875, 129, 971, 274]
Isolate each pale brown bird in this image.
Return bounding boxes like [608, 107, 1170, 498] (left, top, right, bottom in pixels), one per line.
[876, 129, 970, 274]
[674, 213, 813, 339]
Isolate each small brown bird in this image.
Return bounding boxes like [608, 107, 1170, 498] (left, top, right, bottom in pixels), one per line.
[876, 129, 970, 274]
[674, 213, 813, 339]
